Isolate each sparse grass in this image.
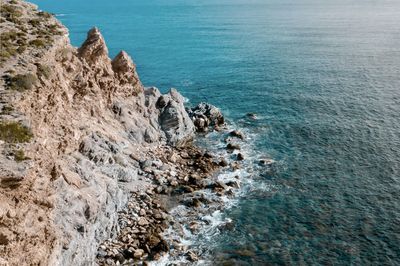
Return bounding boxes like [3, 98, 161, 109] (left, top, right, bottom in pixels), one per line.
[29, 38, 47, 48]
[6, 73, 38, 92]
[28, 18, 41, 27]
[37, 11, 52, 19]
[57, 47, 71, 62]
[0, 30, 27, 63]
[37, 64, 52, 79]
[1, 105, 14, 115]
[0, 121, 33, 143]
[0, 4, 23, 24]
[16, 44, 27, 53]
[13, 149, 29, 162]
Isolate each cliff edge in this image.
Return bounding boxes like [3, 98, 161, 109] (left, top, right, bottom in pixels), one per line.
[0, 0, 208, 265]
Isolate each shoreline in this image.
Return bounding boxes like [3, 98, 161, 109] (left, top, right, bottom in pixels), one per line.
[0, 1, 252, 264]
[95, 119, 250, 265]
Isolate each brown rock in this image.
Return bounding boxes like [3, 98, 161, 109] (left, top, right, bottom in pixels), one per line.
[133, 249, 144, 259]
[137, 217, 148, 226]
[78, 27, 109, 64]
[219, 158, 228, 167]
[229, 130, 245, 140]
[226, 143, 240, 150]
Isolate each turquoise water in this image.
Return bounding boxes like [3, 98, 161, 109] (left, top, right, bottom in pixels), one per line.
[32, 0, 400, 264]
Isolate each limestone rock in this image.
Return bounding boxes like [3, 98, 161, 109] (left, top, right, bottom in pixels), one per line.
[112, 50, 143, 95]
[78, 27, 109, 64]
[159, 89, 195, 147]
[187, 102, 224, 132]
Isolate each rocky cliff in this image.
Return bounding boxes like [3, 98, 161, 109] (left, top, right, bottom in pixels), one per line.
[0, 1, 215, 265]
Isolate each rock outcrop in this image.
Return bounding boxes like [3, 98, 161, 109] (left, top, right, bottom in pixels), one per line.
[112, 51, 143, 95]
[187, 102, 225, 132]
[78, 27, 109, 65]
[0, 1, 197, 265]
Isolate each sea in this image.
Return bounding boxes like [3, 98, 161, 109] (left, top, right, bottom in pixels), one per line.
[31, 0, 400, 265]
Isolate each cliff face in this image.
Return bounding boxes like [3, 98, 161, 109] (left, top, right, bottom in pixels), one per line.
[0, 1, 195, 265]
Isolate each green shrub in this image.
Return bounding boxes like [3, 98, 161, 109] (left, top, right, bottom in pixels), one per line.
[29, 38, 47, 48]
[6, 73, 38, 92]
[1, 105, 14, 115]
[0, 121, 33, 143]
[37, 64, 52, 79]
[16, 44, 27, 53]
[13, 149, 29, 162]
[37, 11, 52, 19]
[0, 4, 23, 23]
[0, 31, 28, 63]
[28, 19, 41, 27]
[47, 24, 62, 35]
[1, 31, 19, 42]
[0, 48, 17, 62]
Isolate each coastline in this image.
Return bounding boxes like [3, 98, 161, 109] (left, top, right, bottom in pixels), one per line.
[0, 1, 251, 265]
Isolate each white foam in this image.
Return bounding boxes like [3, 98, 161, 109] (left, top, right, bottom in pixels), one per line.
[158, 120, 278, 264]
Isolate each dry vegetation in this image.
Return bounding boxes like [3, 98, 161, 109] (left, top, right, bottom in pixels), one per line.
[0, 0, 64, 65]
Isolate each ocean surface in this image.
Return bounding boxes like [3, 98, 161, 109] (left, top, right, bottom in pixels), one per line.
[31, 0, 400, 265]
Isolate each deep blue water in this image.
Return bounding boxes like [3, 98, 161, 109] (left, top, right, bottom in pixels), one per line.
[31, 0, 400, 264]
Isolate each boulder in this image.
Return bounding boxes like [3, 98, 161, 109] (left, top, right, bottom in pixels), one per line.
[229, 130, 245, 140]
[226, 143, 240, 151]
[187, 102, 224, 132]
[237, 153, 244, 161]
[159, 89, 195, 147]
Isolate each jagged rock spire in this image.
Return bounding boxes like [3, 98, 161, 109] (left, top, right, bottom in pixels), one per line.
[112, 50, 143, 94]
[112, 51, 134, 74]
[78, 27, 109, 64]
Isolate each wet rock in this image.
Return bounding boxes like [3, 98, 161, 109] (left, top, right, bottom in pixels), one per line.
[188, 102, 224, 132]
[218, 220, 235, 231]
[186, 250, 199, 262]
[246, 113, 257, 120]
[219, 158, 228, 167]
[226, 143, 240, 151]
[229, 130, 245, 140]
[237, 153, 245, 161]
[235, 249, 256, 257]
[230, 162, 241, 170]
[259, 158, 274, 166]
[225, 180, 240, 188]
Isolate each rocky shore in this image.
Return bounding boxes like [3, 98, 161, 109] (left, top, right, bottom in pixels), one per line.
[0, 1, 248, 265]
